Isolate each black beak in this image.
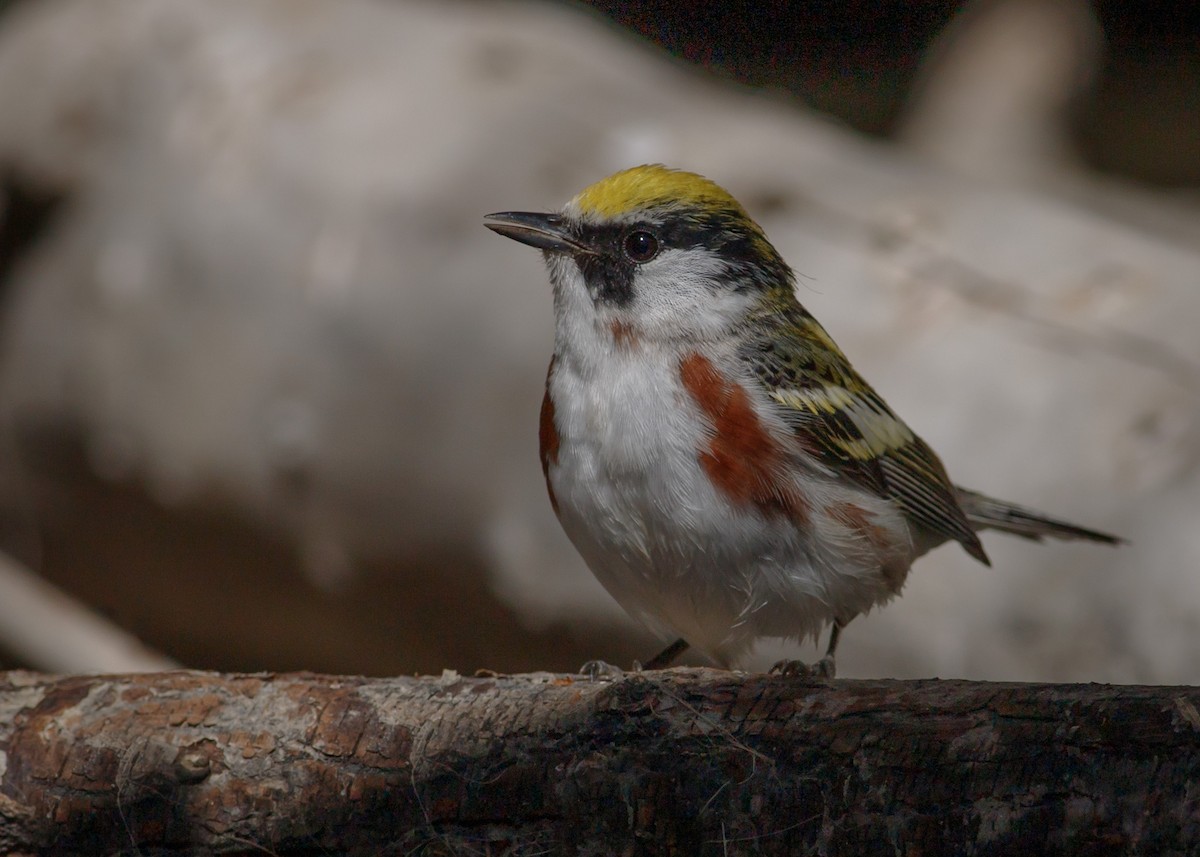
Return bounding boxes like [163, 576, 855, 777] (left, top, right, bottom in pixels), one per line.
[484, 211, 594, 255]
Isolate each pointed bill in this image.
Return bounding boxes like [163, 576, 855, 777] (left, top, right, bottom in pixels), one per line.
[484, 211, 596, 255]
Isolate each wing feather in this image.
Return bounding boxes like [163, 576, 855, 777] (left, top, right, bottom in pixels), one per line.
[741, 309, 988, 563]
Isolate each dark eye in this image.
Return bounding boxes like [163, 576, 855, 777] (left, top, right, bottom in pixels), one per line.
[623, 230, 659, 263]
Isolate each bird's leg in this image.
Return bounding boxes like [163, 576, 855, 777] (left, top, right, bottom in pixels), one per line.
[639, 638, 690, 670]
[770, 619, 849, 679]
[813, 619, 846, 679]
[580, 637, 690, 680]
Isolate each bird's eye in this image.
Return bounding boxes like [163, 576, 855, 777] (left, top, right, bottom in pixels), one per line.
[623, 230, 659, 263]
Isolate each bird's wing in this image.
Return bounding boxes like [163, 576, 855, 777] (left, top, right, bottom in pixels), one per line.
[741, 310, 988, 564]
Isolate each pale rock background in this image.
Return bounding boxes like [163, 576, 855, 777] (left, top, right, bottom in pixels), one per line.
[0, 0, 1196, 681]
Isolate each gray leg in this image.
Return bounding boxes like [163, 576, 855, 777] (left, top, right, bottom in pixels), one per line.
[813, 619, 846, 679]
[641, 638, 690, 670]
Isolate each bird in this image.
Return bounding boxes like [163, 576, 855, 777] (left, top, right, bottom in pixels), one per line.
[484, 164, 1121, 677]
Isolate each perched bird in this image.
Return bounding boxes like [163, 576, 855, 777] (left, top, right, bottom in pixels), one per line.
[484, 165, 1120, 677]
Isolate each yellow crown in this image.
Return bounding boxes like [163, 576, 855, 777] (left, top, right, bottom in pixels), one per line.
[571, 164, 749, 220]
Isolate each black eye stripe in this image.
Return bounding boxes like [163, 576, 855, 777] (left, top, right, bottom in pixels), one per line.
[580, 209, 755, 255]
[567, 209, 792, 304]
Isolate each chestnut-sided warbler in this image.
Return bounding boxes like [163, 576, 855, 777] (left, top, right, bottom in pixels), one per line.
[485, 165, 1119, 677]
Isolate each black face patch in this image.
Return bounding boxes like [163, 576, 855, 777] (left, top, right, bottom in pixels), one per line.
[571, 222, 639, 307]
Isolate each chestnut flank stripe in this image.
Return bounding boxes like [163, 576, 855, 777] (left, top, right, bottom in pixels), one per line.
[679, 352, 808, 522]
[540, 361, 560, 514]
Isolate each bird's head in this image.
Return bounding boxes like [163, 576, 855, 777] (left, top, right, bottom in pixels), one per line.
[485, 165, 794, 345]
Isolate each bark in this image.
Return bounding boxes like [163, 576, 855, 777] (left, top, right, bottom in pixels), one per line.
[0, 669, 1196, 855]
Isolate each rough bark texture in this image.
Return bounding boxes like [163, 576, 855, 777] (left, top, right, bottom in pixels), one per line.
[0, 669, 1197, 855]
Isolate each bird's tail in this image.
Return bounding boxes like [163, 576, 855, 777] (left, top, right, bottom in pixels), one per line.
[955, 487, 1124, 546]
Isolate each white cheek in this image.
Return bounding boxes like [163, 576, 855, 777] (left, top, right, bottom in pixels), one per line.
[633, 249, 753, 341]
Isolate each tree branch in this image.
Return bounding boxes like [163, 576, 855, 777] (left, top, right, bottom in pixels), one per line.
[0, 669, 1195, 854]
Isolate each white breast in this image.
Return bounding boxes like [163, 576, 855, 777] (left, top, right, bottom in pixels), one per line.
[544, 329, 907, 665]
[540, 256, 908, 664]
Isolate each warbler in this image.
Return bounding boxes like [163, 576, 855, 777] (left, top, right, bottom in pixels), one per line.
[484, 164, 1120, 677]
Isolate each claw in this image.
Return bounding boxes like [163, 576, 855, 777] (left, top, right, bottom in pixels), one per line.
[769, 658, 813, 678]
[769, 620, 844, 679]
[769, 657, 836, 680]
[579, 659, 624, 680]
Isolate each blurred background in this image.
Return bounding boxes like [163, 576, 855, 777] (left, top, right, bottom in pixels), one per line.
[0, 0, 1197, 682]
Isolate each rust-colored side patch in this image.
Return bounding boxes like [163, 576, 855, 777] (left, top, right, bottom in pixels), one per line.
[679, 352, 808, 522]
[539, 359, 561, 515]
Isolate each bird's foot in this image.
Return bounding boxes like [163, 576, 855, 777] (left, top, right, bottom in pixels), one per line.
[769, 656, 836, 680]
[581, 637, 691, 679]
[578, 659, 626, 680]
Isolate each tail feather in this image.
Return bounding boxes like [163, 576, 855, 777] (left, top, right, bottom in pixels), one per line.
[955, 487, 1124, 546]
